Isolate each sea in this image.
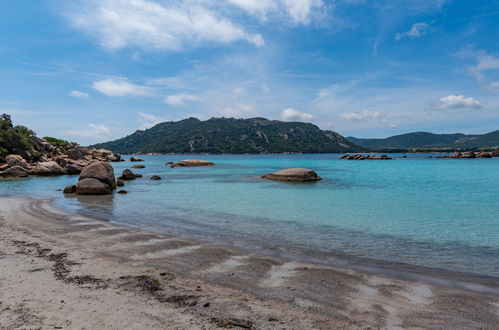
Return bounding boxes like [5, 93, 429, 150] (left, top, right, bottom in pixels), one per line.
[1, 153, 498, 278]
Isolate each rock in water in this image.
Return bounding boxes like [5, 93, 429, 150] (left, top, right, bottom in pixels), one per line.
[117, 190, 128, 194]
[131, 164, 145, 169]
[150, 175, 161, 180]
[122, 169, 142, 180]
[76, 178, 112, 195]
[76, 162, 116, 195]
[171, 159, 215, 167]
[78, 162, 116, 189]
[130, 157, 144, 162]
[117, 178, 124, 187]
[0, 166, 28, 178]
[63, 185, 77, 194]
[262, 168, 322, 182]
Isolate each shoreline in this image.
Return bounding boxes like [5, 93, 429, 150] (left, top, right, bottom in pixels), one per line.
[1, 197, 498, 329]
[56, 195, 499, 291]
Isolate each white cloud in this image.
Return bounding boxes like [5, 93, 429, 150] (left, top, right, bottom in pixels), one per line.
[436, 95, 483, 109]
[487, 81, 499, 90]
[70, 90, 90, 98]
[475, 54, 499, 71]
[227, 0, 324, 24]
[67, 124, 110, 137]
[92, 78, 153, 97]
[164, 93, 200, 106]
[395, 22, 431, 40]
[340, 110, 396, 128]
[340, 110, 383, 121]
[220, 103, 257, 117]
[280, 108, 314, 121]
[68, 0, 264, 51]
[138, 112, 168, 129]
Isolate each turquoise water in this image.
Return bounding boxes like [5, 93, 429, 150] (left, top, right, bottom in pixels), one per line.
[1, 154, 498, 277]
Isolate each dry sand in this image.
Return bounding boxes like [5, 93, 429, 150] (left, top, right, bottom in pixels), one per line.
[0, 197, 498, 329]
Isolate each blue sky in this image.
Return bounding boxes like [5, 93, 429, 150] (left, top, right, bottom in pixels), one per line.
[1, 0, 498, 144]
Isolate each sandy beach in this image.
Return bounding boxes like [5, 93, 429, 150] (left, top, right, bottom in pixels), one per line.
[0, 197, 498, 329]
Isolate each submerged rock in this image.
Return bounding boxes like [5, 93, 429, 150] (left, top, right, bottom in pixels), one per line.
[262, 168, 322, 182]
[171, 159, 215, 167]
[150, 175, 161, 180]
[122, 169, 142, 180]
[117, 190, 128, 194]
[131, 164, 145, 169]
[63, 184, 77, 194]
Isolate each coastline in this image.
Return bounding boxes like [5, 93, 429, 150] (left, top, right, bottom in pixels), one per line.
[1, 197, 498, 329]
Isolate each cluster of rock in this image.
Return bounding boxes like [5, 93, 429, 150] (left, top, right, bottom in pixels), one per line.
[341, 154, 392, 160]
[262, 168, 322, 182]
[0, 138, 121, 179]
[436, 151, 499, 159]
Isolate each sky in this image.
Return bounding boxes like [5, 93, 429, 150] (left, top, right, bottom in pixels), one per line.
[0, 0, 498, 145]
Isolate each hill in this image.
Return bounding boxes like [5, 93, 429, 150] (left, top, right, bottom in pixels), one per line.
[90, 117, 363, 154]
[347, 131, 499, 151]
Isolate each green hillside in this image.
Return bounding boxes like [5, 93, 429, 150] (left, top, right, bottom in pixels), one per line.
[90, 117, 363, 154]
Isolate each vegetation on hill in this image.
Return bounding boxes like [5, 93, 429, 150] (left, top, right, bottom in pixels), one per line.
[90, 117, 363, 154]
[0, 114, 36, 162]
[347, 131, 499, 151]
[0, 114, 77, 162]
[43, 136, 78, 152]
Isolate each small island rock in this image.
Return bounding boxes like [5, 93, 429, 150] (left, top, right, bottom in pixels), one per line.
[262, 168, 322, 182]
[122, 169, 142, 180]
[171, 159, 215, 167]
[130, 157, 144, 162]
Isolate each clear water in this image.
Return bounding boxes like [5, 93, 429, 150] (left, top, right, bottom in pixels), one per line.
[1, 154, 498, 277]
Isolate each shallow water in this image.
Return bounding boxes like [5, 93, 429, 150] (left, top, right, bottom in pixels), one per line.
[1, 154, 498, 277]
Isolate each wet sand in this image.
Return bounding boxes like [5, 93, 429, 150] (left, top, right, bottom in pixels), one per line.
[0, 197, 498, 329]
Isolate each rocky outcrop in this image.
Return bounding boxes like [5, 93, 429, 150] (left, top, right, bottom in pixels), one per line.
[130, 157, 144, 162]
[262, 168, 322, 182]
[76, 162, 116, 195]
[0, 165, 28, 178]
[170, 159, 215, 167]
[67, 148, 88, 160]
[122, 169, 142, 180]
[31, 161, 65, 176]
[6, 154, 28, 168]
[341, 154, 392, 160]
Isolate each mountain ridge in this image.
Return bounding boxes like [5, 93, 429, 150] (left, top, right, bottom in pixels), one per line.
[90, 117, 364, 154]
[347, 130, 499, 151]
